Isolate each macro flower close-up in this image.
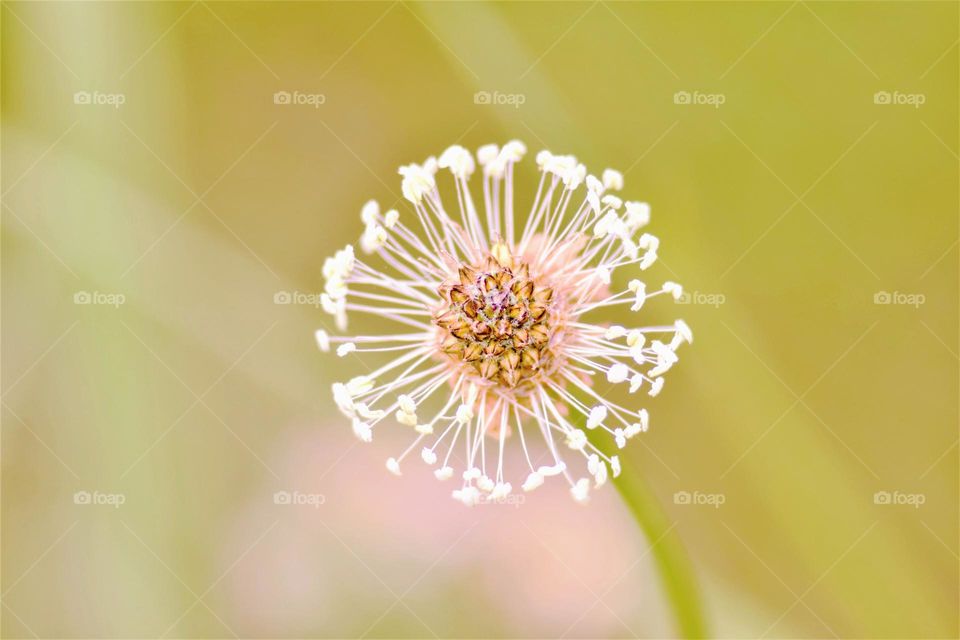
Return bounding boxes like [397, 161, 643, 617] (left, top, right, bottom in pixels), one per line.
[317, 142, 691, 505]
[3, 2, 957, 638]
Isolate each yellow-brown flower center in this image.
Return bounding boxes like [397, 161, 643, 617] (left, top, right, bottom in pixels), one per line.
[434, 244, 556, 389]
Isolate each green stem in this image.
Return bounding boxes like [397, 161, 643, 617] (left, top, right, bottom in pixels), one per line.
[613, 467, 708, 638]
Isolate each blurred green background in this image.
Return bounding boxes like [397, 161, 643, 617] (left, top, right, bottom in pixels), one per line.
[2, 1, 957, 638]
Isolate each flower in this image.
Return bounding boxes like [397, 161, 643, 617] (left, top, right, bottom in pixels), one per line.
[318, 141, 691, 505]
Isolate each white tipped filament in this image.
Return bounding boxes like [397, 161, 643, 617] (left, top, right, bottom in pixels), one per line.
[319, 141, 690, 505]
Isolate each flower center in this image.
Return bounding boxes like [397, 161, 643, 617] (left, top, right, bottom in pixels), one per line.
[434, 243, 556, 389]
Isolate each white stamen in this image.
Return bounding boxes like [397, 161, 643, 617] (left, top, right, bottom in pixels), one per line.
[587, 405, 607, 429]
[607, 363, 629, 383]
[315, 329, 330, 352]
[352, 419, 372, 442]
[566, 429, 588, 450]
[456, 404, 474, 424]
[649, 377, 665, 397]
[602, 169, 623, 191]
[571, 478, 591, 503]
[639, 251, 658, 270]
[605, 325, 627, 340]
[663, 281, 684, 300]
[361, 200, 380, 225]
[321, 139, 690, 505]
[625, 201, 650, 228]
[522, 472, 544, 491]
[386, 457, 401, 475]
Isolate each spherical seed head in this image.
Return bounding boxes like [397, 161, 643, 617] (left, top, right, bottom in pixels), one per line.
[434, 241, 558, 391]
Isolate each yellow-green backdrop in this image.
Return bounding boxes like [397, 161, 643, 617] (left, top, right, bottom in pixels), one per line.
[2, 1, 957, 638]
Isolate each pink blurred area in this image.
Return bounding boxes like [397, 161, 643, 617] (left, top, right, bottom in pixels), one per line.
[223, 421, 670, 637]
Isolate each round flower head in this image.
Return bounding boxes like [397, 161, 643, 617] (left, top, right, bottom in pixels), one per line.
[319, 141, 691, 505]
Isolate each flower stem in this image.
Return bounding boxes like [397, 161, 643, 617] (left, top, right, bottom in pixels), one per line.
[613, 467, 708, 638]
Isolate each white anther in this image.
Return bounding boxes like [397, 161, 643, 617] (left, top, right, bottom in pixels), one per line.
[351, 418, 372, 442]
[587, 405, 608, 429]
[355, 403, 385, 420]
[566, 429, 588, 450]
[360, 200, 379, 226]
[649, 377, 665, 397]
[360, 223, 388, 254]
[586, 455, 599, 476]
[663, 281, 684, 300]
[607, 363, 629, 383]
[638, 233, 660, 252]
[601, 194, 623, 210]
[346, 376, 374, 395]
[625, 201, 651, 228]
[398, 394, 417, 414]
[602, 168, 624, 191]
[627, 330, 646, 348]
[314, 329, 330, 352]
[593, 461, 608, 487]
[395, 410, 417, 427]
[490, 482, 512, 500]
[629, 280, 647, 311]
[456, 404, 474, 424]
[522, 472, 544, 491]
[639, 250, 658, 270]
[438, 145, 476, 179]
[614, 428, 627, 449]
[499, 140, 527, 162]
[386, 457, 401, 475]
[477, 144, 500, 165]
[605, 325, 626, 340]
[462, 467, 482, 481]
[537, 463, 566, 477]
[399, 162, 437, 204]
[571, 478, 591, 503]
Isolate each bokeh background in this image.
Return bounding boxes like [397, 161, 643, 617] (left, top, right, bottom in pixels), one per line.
[2, 1, 958, 638]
